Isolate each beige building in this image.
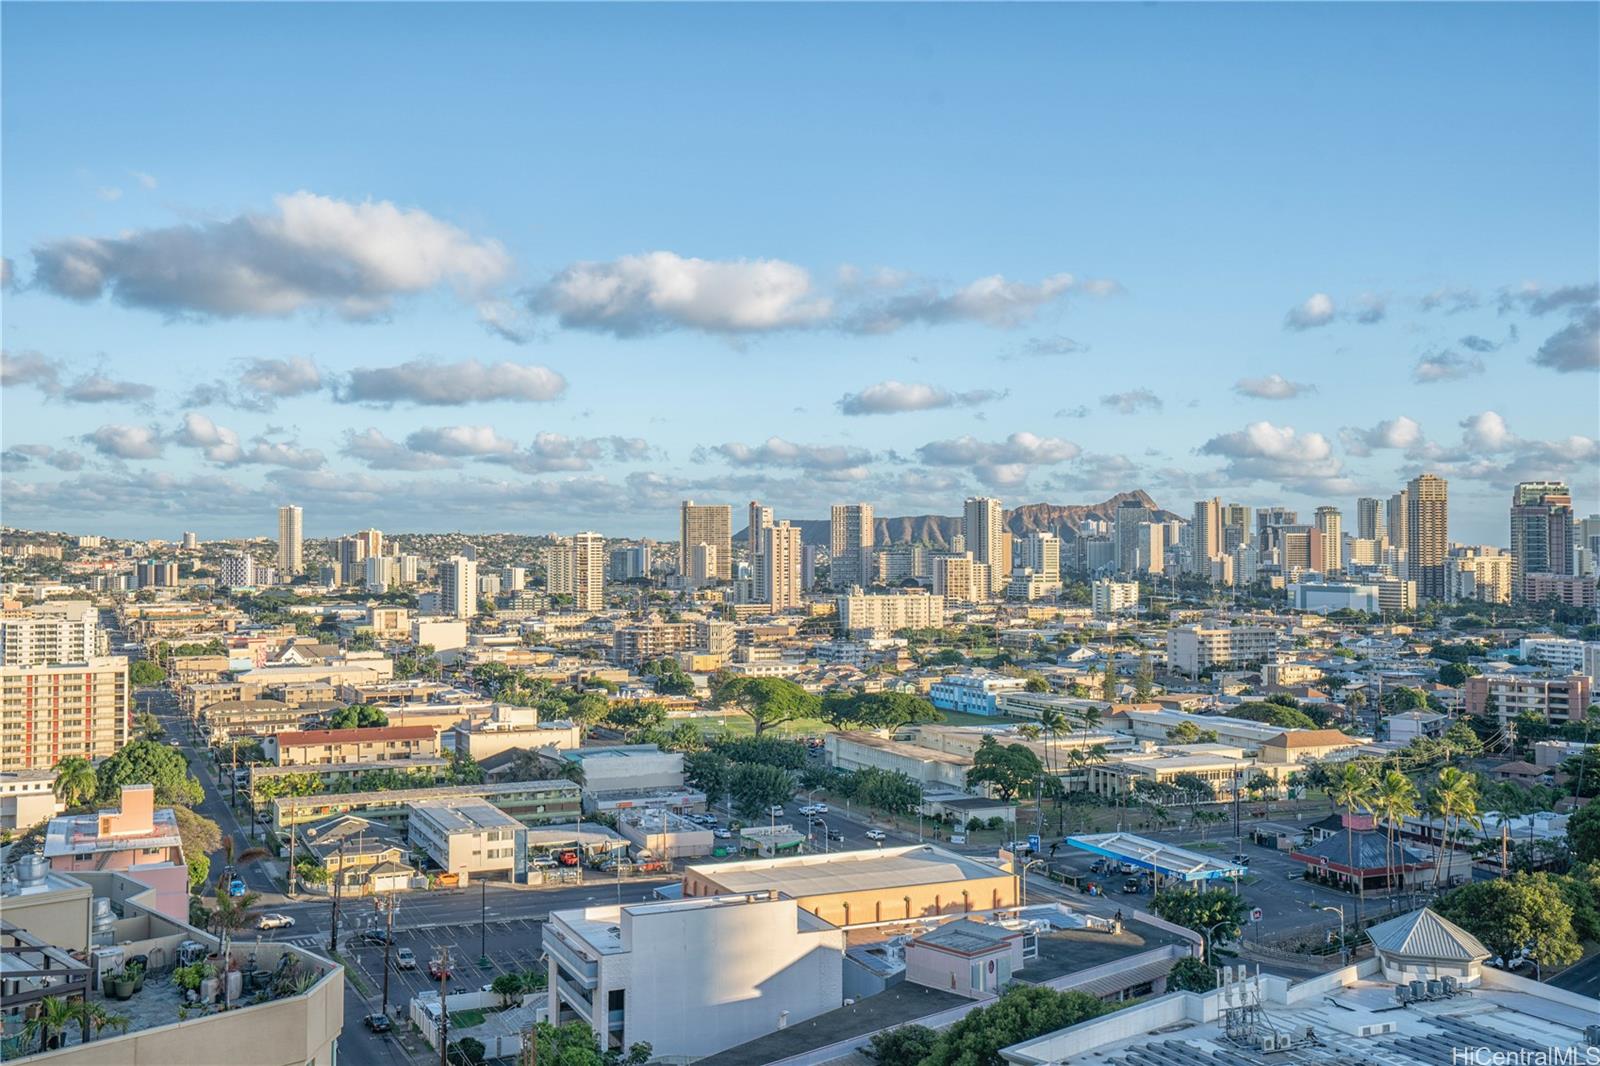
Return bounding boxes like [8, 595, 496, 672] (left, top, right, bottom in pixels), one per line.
[1465, 674, 1592, 726]
[761, 522, 803, 610]
[1, 656, 129, 772]
[572, 531, 607, 611]
[366, 604, 412, 639]
[1165, 624, 1274, 676]
[679, 501, 732, 581]
[265, 723, 439, 766]
[408, 797, 522, 881]
[837, 588, 944, 636]
[276, 503, 303, 576]
[963, 497, 1008, 594]
[830, 503, 875, 589]
[0, 768, 62, 832]
[1256, 728, 1367, 767]
[448, 703, 582, 760]
[1449, 547, 1513, 604]
[0, 603, 104, 667]
[933, 553, 990, 603]
[824, 731, 973, 790]
[683, 845, 1017, 928]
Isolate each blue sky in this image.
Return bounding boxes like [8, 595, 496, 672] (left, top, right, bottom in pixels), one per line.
[3, 2, 1596, 543]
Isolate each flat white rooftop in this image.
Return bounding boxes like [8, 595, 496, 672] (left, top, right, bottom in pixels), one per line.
[693, 844, 1006, 897]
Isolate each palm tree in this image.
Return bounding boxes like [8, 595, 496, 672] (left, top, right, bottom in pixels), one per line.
[24, 995, 79, 1053]
[53, 757, 98, 809]
[1038, 707, 1068, 780]
[1326, 762, 1375, 921]
[208, 889, 262, 1007]
[75, 1001, 130, 1044]
[1077, 706, 1103, 753]
[1373, 770, 1419, 905]
[1428, 767, 1481, 890]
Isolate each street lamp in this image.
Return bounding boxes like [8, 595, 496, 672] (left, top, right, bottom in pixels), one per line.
[1019, 858, 1047, 909]
[1314, 904, 1348, 965]
[1203, 920, 1233, 965]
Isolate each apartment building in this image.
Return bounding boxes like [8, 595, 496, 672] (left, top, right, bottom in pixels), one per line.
[545, 892, 845, 1059]
[0, 656, 130, 772]
[760, 521, 803, 610]
[611, 621, 697, 665]
[837, 587, 944, 636]
[1092, 579, 1140, 616]
[1449, 547, 1514, 604]
[1465, 674, 1592, 727]
[572, 531, 607, 611]
[929, 672, 1028, 716]
[932, 553, 990, 603]
[1519, 637, 1598, 674]
[0, 602, 103, 666]
[276, 503, 303, 576]
[830, 503, 875, 588]
[42, 785, 188, 921]
[679, 501, 733, 581]
[1165, 624, 1275, 676]
[408, 797, 523, 882]
[1521, 572, 1599, 608]
[264, 723, 439, 766]
[448, 704, 583, 760]
[0, 768, 62, 832]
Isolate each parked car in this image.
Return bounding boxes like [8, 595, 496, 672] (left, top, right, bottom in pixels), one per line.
[256, 913, 295, 930]
[555, 850, 580, 866]
[827, 829, 845, 842]
[1090, 859, 1107, 874]
[395, 948, 417, 970]
[768, 805, 785, 817]
[1122, 878, 1143, 894]
[865, 829, 886, 841]
[360, 929, 390, 945]
[949, 832, 967, 845]
[363, 1014, 392, 1033]
[1232, 854, 1251, 866]
[428, 959, 452, 980]
[713, 828, 732, 839]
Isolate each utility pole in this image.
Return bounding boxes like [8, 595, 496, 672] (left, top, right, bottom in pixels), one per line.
[329, 840, 345, 953]
[479, 879, 488, 966]
[380, 892, 396, 1017]
[286, 798, 297, 898]
[437, 945, 452, 1066]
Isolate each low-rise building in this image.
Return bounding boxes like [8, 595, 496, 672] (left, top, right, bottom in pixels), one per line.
[1091, 579, 1139, 617]
[447, 703, 582, 760]
[408, 797, 523, 883]
[837, 588, 945, 637]
[825, 730, 973, 790]
[0, 768, 61, 832]
[929, 672, 1028, 716]
[1464, 674, 1593, 727]
[544, 892, 845, 1060]
[41, 785, 188, 922]
[267, 779, 581, 832]
[265, 723, 439, 766]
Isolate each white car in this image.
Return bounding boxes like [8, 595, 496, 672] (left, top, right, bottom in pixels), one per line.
[865, 830, 887, 841]
[256, 913, 295, 930]
[768, 805, 785, 817]
[714, 828, 732, 839]
[812, 803, 829, 814]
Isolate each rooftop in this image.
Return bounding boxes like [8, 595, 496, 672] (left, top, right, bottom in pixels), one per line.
[691, 844, 1007, 897]
[410, 797, 521, 833]
[274, 724, 437, 745]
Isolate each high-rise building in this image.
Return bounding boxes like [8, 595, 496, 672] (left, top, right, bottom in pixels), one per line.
[747, 502, 773, 568]
[438, 555, 478, 620]
[1114, 499, 1150, 574]
[1255, 507, 1297, 552]
[1220, 504, 1251, 554]
[181, 531, 199, 551]
[680, 501, 732, 582]
[607, 547, 651, 582]
[219, 552, 256, 588]
[829, 503, 874, 589]
[276, 504, 303, 577]
[1356, 497, 1386, 543]
[761, 522, 803, 610]
[135, 561, 178, 588]
[336, 536, 367, 586]
[543, 539, 576, 595]
[1510, 481, 1574, 600]
[687, 543, 719, 587]
[0, 604, 102, 667]
[0, 657, 130, 771]
[1449, 546, 1513, 605]
[932, 553, 988, 602]
[1135, 522, 1166, 574]
[1386, 490, 1410, 566]
[1313, 506, 1343, 574]
[572, 531, 606, 611]
[963, 497, 1006, 594]
[1191, 498, 1222, 576]
[1407, 474, 1449, 601]
[1016, 532, 1061, 584]
[364, 555, 397, 593]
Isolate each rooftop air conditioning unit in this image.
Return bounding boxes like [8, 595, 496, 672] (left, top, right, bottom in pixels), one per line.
[1258, 1035, 1277, 1052]
[1409, 980, 1427, 1000]
[1441, 976, 1458, 995]
[1395, 986, 1412, 1004]
[1584, 1024, 1600, 1047]
[1276, 1034, 1295, 1050]
[1426, 979, 1443, 998]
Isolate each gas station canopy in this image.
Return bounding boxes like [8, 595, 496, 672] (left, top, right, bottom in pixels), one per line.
[1065, 832, 1246, 883]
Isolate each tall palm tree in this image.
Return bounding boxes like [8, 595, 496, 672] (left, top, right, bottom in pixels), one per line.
[24, 995, 79, 1053]
[1326, 762, 1376, 922]
[1428, 767, 1482, 890]
[53, 757, 98, 809]
[1374, 770, 1420, 905]
[1038, 707, 1068, 781]
[1077, 706, 1103, 753]
[209, 889, 262, 1008]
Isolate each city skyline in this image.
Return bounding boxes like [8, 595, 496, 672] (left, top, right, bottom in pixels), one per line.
[3, 3, 1598, 542]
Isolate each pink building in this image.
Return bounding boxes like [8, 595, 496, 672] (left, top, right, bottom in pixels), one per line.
[42, 784, 190, 921]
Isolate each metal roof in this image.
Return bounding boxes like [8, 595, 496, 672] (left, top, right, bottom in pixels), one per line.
[1065, 832, 1245, 882]
[1366, 907, 1489, 962]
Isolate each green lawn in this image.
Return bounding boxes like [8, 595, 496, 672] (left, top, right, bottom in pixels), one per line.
[936, 708, 1028, 728]
[691, 713, 834, 739]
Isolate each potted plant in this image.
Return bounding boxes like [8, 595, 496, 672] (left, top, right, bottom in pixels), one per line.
[108, 968, 136, 1001]
[124, 960, 146, 994]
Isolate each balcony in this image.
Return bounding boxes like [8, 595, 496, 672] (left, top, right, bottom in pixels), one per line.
[542, 929, 598, 987]
[554, 972, 594, 1023]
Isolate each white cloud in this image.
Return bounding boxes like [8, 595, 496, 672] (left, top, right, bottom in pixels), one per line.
[846, 273, 1079, 334]
[173, 412, 324, 468]
[916, 431, 1081, 487]
[30, 191, 511, 319]
[836, 380, 1005, 416]
[1, 445, 84, 472]
[340, 429, 460, 471]
[1418, 285, 1480, 314]
[1340, 416, 1424, 457]
[1532, 306, 1599, 373]
[1459, 411, 1514, 453]
[60, 373, 156, 404]
[489, 433, 649, 474]
[1233, 374, 1314, 400]
[405, 425, 518, 457]
[83, 424, 164, 460]
[1350, 292, 1387, 324]
[1099, 389, 1162, 414]
[1, 350, 61, 392]
[1284, 293, 1337, 331]
[340, 358, 567, 405]
[1199, 421, 1351, 493]
[529, 252, 830, 336]
[1497, 281, 1599, 317]
[708, 437, 873, 473]
[1412, 350, 1484, 383]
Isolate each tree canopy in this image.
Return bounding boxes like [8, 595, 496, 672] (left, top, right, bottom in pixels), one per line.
[96, 740, 202, 806]
[966, 737, 1048, 802]
[325, 704, 388, 730]
[730, 763, 795, 820]
[1151, 888, 1248, 944]
[822, 691, 940, 731]
[921, 985, 1112, 1066]
[1435, 873, 1582, 969]
[712, 676, 821, 735]
[1231, 702, 1319, 729]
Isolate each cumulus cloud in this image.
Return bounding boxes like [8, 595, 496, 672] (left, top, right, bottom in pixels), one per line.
[339, 358, 567, 405]
[845, 273, 1080, 334]
[1340, 416, 1425, 457]
[916, 431, 1081, 487]
[183, 356, 325, 411]
[405, 425, 518, 457]
[1412, 350, 1484, 383]
[1099, 389, 1162, 414]
[707, 436, 874, 473]
[490, 433, 651, 474]
[1, 350, 62, 392]
[1399, 411, 1599, 491]
[836, 380, 1005, 416]
[0, 351, 152, 403]
[1350, 292, 1388, 324]
[1532, 306, 1599, 373]
[1284, 293, 1337, 331]
[1, 444, 84, 472]
[60, 373, 155, 404]
[172, 412, 324, 468]
[82, 424, 164, 460]
[340, 428, 460, 471]
[1497, 281, 1599, 317]
[1233, 374, 1314, 400]
[1418, 285, 1480, 314]
[1199, 421, 1350, 493]
[529, 252, 831, 336]
[30, 191, 510, 319]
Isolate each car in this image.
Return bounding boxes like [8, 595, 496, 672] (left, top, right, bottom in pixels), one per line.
[394, 948, 417, 970]
[1232, 854, 1251, 866]
[428, 959, 452, 980]
[1122, 878, 1143, 894]
[555, 850, 580, 867]
[360, 929, 390, 945]
[826, 829, 845, 842]
[227, 877, 247, 898]
[865, 829, 886, 841]
[1089, 859, 1107, 874]
[363, 1014, 392, 1033]
[256, 913, 295, 930]
[949, 832, 967, 845]
[167, 739, 182, 747]
[768, 805, 785, 817]
[255, 812, 273, 825]
[713, 828, 732, 839]
[797, 804, 816, 816]
[811, 803, 828, 814]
